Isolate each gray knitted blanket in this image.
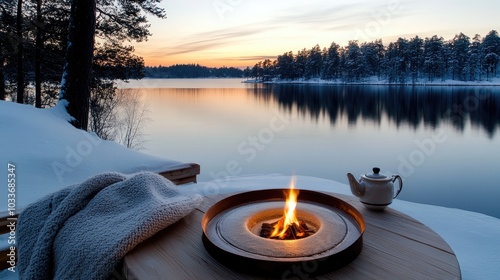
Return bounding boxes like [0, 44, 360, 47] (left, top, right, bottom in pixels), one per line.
[17, 172, 202, 280]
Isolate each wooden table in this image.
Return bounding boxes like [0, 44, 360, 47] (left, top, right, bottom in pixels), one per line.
[123, 192, 461, 279]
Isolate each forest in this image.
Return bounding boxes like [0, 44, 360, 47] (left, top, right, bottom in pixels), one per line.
[246, 31, 500, 83]
[0, 0, 161, 104]
[144, 64, 244, 78]
[0, 0, 165, 143]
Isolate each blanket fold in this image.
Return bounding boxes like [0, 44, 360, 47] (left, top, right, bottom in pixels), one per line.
[17, 172, 203, 280]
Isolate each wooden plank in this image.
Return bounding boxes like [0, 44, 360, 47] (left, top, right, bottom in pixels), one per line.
[159, 163, 200, 185]
[124, 210, 263, 280]
[0, 249, 15, 271]
[124, 192, 461, 279]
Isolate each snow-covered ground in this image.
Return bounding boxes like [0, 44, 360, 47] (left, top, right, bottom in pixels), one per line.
[1, 100, 499, 279]
[0, 101, 189, 210]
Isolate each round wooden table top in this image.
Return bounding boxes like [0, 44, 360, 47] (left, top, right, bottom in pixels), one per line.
[123, 192, 461, 280]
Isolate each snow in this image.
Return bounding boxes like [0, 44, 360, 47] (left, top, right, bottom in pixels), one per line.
[0, 101, 189, 211]
[1, 100, 499, 279]
[59, 67, 69, 100]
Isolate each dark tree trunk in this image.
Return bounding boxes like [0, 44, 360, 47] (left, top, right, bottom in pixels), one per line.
[0, 70, 5, 101]
[60, 0, 97, 130]
[16, 0, 24, 104]
[35, 0, 42, 108]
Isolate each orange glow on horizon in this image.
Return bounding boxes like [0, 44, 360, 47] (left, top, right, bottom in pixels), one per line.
[136, 47, 278, 68]
[142, 57, 256, 69]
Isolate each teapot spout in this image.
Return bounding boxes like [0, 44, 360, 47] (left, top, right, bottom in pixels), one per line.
[347, 173, 365, 197]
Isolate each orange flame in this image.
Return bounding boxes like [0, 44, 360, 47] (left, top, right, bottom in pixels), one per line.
[270, 177, 300, 239]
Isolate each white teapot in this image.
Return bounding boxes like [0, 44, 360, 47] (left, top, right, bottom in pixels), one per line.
[347, 167, 403, 211]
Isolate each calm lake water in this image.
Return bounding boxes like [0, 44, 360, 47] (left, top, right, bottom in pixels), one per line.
[121, 79, 500, 219]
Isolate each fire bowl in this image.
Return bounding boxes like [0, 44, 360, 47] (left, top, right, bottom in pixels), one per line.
[201, 189, 365, 277]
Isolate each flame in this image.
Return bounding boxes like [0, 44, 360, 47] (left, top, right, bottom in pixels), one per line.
[270, 177, 300, 239]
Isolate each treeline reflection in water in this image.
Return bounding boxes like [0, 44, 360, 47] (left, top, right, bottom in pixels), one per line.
[249, 84, 500, 137]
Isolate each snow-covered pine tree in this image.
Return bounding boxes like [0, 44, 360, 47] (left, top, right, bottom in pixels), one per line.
[468, 34, 483, 81]
[294, 48, 308, 80]
[321, 42, 340, 80]
[305, 44, 322, 80]
[423, 36, 444, 81]
[482, 30, 500, 79]
[344, 41, 362, 82]
[276, 51, 294, 80]
[360, 41, 379, 78]
[451, 33, 470, 81]
[408, 36, 424, 83]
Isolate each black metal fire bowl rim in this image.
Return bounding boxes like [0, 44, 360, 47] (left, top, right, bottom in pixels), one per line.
[201, 189, 366, 277]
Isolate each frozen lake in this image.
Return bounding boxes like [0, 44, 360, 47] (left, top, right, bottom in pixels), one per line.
[121, 78, 500, 218]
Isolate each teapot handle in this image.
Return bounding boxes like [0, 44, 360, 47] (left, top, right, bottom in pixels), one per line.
[392, 175, 403, 199]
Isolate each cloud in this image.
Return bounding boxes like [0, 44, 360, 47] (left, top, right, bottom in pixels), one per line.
[275, 3, 365, 25]
[155, 1, 409, 57]
[274, 1, 407, 31]
[222, 55, 278, 61]
[164, 28, 264, 55]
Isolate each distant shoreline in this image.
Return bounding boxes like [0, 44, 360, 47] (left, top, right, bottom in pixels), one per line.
[242, 78, 500, 87]
[117, 77, 500, 89]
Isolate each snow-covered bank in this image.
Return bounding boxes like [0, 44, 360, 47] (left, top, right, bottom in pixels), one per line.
[244, 76, 500, 86]
[0, 101, 189, 211]
[1, 100, 499, 279]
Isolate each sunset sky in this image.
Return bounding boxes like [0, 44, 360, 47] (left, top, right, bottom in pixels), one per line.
[133, 0, 500, 68]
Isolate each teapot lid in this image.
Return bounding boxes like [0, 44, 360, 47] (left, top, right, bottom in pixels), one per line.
[365, 167, 388, 179]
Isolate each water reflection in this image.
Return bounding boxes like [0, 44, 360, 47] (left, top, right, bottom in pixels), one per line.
[138, 80, 500, 218]
[249, 84, 500, 137]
